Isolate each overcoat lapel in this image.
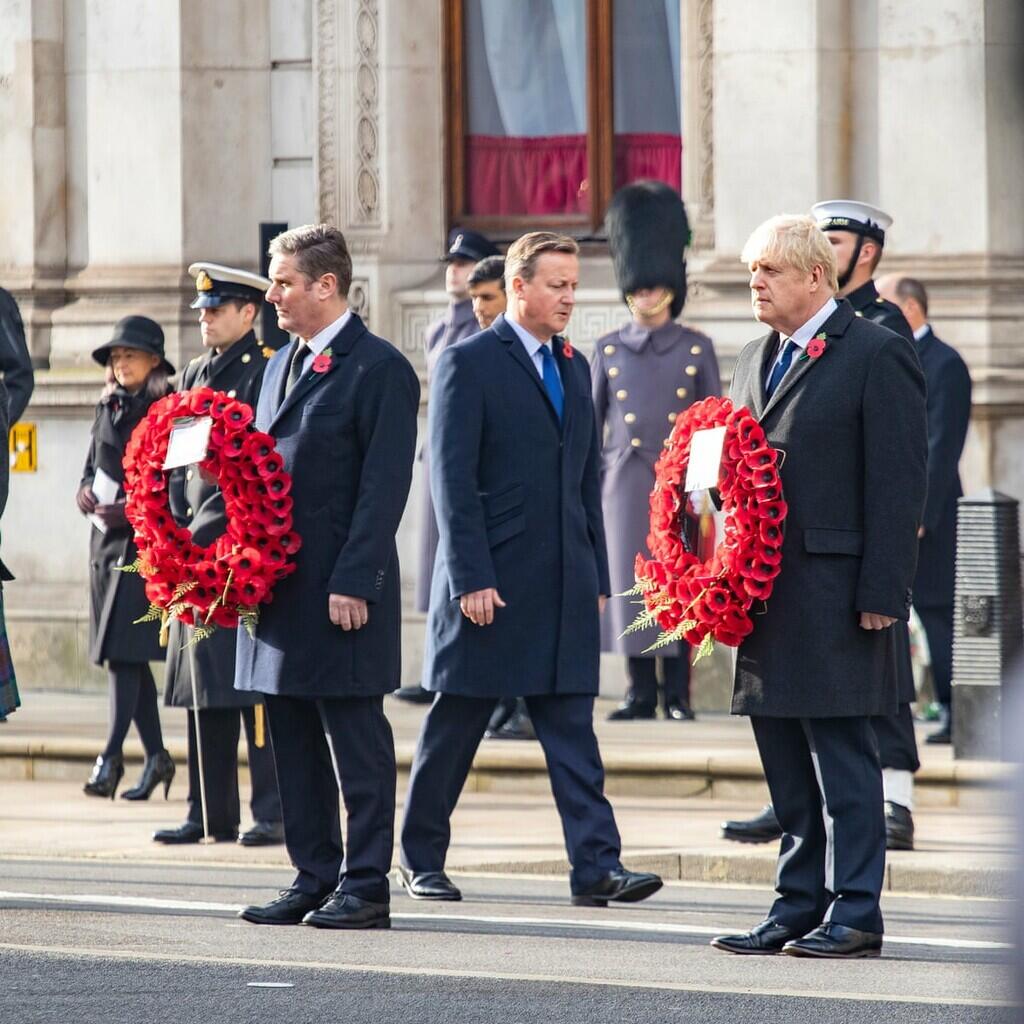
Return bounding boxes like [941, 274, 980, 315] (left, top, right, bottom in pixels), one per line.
[268, 314, 368, 431]
[493, 314, 562, 431]
[746, 332, 777, 419]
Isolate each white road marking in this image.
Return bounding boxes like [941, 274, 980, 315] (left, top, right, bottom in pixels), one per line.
[0, 889, 1010, 951]
[0, 941, 1012, 1009]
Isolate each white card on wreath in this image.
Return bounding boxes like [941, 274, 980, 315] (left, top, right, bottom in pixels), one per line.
[684, 426, 727, 492]
[163, 416, 213, 470]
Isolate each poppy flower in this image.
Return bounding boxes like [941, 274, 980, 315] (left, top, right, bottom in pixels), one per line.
[279, 532, 302, 555]
[221, 400, 254, 430]
[312, 353, 332, 374]
[806, 335, 827, 359]
[257, 452, 285, 478]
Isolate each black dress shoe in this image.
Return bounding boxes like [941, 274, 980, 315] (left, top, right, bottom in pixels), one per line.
[240, 886, 333, 925]
[152, 822, 238, 844]
[238, 820, 286, 846]
[783, 922, 882, 959]
[396, 866, 462, 901]
[486, 709, 536, 740]
[121, 749, 176, 801]
[711, 919, 803, 955]
[926, 724, 951, 745]
[607, 701, 657, 722]
[885, 801, 914, 851]
[303, 891, 391, 929]
[721, 805, 783, 844]
[391, 685, 434, 705]
[571, 869, 662, 907]
[83, 754, 125, 799]
[664, 700, 696, 721]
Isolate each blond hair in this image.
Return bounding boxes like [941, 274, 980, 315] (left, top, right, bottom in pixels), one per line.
[741, 215, 838, 293]
[504, 232, 579, 291]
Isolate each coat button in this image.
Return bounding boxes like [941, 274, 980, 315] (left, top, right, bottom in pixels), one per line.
[186, 469, 194, 481]
[624, 412, 637, 424]
[630, 438, 641, 448]
[616, 389, 628, 400]
[227, 389, 237, 398]
[690, 344, 702, 355]
[186, 506, 193, 516]
[608, 367, 620, 378]
[855, 310, 863, 317]
[603, 344, 616, 355]
[676, 387, 688, 398]
[241, 353, 252, 363]
[685, 365, 697, 376]
[667, 412, 677, 422]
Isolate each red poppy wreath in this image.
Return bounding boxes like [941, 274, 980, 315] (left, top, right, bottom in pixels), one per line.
[625, 396, 788, 661]
[120, 386, 301, 642]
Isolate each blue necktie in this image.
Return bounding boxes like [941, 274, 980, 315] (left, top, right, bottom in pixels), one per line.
[539, 344, 564, 421]
[765, 339, 796, 398]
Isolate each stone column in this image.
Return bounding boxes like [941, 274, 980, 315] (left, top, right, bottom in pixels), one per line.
[0, 0, 67, 363]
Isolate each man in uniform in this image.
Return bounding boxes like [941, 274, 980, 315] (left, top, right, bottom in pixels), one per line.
[877, 275, 972, 746]
[722, 201, 923, 850]
[594, 180, 720, 722]
[154, 263, 284, 846]
[395, 228, 499, 704]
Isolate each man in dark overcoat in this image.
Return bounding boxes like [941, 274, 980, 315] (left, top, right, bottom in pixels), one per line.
[396, 228, 498, 704]
[235, 225, 419, 930]
[711, 215, 926, 959]
[878, 274, 972, 745]
[154, 263, 283, 846]
[723, 200, 923, 851]
[594, 181, 720, 722]
[398, 232, 662, 908]
[0, 285, 35, 424]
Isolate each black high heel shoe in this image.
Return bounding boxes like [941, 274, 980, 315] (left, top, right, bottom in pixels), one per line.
[121, 749, 176, 801]
[83, 754, 125, 799]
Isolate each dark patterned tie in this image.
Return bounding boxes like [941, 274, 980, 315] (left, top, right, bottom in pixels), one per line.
[765, 339, 796, 398]
[284, 340, 308, 396]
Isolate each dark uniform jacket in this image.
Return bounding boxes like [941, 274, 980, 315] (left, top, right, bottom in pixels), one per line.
[165, 331, 270, 709]
[729, 300, 927, 718]
[234, 314, 419, 699]
[424, 314, 611, 698]
[81, 385, 169, 666]
[416, 298, 478, 612]
[593, 320, 720, 656]
[0, 287, 35, 424]
[913, 326, 972, 608]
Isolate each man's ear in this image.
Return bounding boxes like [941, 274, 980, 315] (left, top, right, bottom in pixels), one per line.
[317, 273, 338, 299]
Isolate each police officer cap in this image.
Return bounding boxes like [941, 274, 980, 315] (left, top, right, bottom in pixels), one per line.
[443, 228, 499, 264]
[188, 262, 272, 309]
[812, 200, 893, 246]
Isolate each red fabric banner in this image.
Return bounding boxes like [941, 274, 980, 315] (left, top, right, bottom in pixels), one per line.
[614, 133, 682, 192]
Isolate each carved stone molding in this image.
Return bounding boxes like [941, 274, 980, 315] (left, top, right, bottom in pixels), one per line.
[348, 277, 370, 321]
[683, 0, 715, 251]
[352, 0, 382, 227]
[314, 0, 339, 225]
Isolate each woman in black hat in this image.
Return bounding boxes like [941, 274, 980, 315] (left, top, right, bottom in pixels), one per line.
[76, 316, 176, 800]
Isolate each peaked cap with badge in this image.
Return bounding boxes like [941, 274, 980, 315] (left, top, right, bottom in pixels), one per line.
[188, 262, 271, 309]
[442, 228, 500, 264]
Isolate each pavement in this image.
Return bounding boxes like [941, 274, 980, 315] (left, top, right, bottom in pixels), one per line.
[0, 690, 1014, 899]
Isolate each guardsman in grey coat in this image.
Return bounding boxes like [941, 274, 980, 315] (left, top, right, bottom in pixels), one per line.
[0, 286, 35, 424]
[76, 318, 175, 800]
[399, 232, 662, 909]
[396, 229, 498, 705]
[153, 264, 284, 847]
[877, 274, 972, 746]
[711, 215, 926, 960]
[722, 201, 924, 852]
[594, 181, 720, 722]
[237, 225, 419, 931]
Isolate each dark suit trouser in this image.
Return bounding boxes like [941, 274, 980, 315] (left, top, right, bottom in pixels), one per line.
[185, 707, 282, 833]
[626, 656, 690, 708]
[401, 693, 621, 892]
[751, 715, 885, 935]
[916, 604, 954, 708]
[263, 693, 395, 903]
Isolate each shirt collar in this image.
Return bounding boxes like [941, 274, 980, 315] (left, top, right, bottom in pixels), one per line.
[305, 308, 352, 355]
[913, 323, 930, 342]
[782, 296, 838, 350]
[505, 313, 551, 358]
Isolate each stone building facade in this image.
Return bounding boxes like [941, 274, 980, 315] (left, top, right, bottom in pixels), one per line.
[1, 0, 1022, 694]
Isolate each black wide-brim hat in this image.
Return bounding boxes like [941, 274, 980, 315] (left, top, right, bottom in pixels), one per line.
[605, 181, 691, 319]
[92, 315, 175, 376]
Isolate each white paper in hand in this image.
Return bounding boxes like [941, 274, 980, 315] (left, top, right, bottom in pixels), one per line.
[163, 416, 213, 471]
[684, 426, 726, 492]
[88, 467, 120, 535]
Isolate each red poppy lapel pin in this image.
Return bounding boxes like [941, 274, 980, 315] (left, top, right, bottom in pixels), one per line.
[561, 336, 575, 360]
[802, 332, 827, 361]
[311, 347, 333, 374]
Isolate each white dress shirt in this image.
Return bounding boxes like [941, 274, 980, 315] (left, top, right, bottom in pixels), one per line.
[913, 323, 929, 342]
[294, 308, 352, 374]
[766, 296, 838, 381]
[505, 313, 561, 384]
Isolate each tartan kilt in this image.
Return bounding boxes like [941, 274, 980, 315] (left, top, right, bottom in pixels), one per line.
[0, 594, 20, 716]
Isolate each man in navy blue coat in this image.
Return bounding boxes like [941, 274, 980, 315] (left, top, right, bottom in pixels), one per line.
[878, 274, 972, 744]
[235, 225, 419, 931]
[398, 232, 662, 908]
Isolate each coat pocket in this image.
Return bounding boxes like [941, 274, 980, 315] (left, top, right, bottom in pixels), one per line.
[486, 513, 526, 549]
[803, 527, 864, 556]
[480, 483, 524, 525]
